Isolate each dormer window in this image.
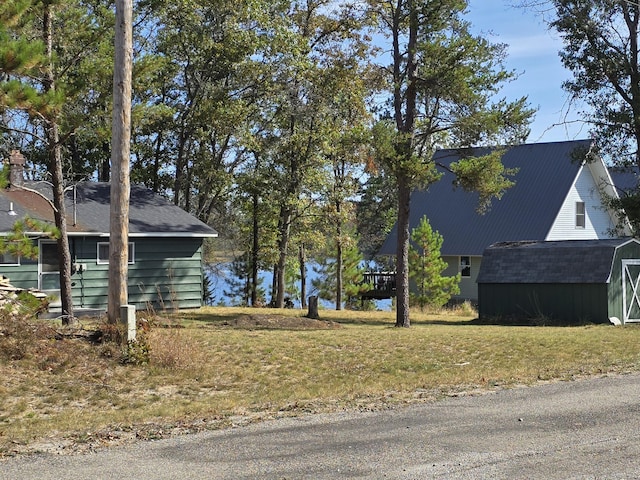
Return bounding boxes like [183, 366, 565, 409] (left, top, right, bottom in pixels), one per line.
[576, 201, 586, 228]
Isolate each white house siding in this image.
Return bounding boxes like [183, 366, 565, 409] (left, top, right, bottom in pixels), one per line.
[442, 255, 482, 303]
[546, 163, 616, 241]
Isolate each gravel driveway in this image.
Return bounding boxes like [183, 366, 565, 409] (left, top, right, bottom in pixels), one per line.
[4, 373, 640, 479]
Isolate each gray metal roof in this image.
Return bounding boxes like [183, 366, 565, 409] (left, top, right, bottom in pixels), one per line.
[608, 166, 638, 193]
[476, 238, 637, 284]
[379, 139, 594, 256]
[0, 182, 218, 237]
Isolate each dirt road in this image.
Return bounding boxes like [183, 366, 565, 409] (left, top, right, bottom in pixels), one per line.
[4, 373, 640, 479]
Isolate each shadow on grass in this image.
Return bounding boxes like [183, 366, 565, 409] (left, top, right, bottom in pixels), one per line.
[173, 307, 613, 329]
[463, 317, 611, 327]
[325, 317, 395, 327]
[177, 311, 237, 325]
[177, 309, 477, 328]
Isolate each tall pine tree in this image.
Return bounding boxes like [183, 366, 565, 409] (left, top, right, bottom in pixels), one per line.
[367, 0, 533, 326]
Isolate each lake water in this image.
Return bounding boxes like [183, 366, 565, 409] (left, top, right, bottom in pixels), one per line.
[205, 262, 392, 311]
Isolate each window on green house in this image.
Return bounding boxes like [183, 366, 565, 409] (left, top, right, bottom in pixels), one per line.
[0, 252, 19, 265]
[97, 242, 135, 264]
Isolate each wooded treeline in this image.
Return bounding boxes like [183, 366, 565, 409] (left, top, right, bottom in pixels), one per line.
[1, 0, 538, 321]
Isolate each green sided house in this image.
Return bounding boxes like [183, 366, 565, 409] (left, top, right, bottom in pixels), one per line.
[0, 151, 218, 312]
[377, 139, 631, 303]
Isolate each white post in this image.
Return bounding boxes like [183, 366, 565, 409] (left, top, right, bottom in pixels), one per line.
[120, 304, 136, 342]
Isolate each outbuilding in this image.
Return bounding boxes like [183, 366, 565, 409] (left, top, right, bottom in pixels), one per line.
[476, 238, 640, 325]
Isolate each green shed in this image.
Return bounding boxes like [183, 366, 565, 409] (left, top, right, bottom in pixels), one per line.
[476, 239, 640, 325]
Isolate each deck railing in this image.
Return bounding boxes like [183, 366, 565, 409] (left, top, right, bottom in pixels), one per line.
[361, 271, 396, 299]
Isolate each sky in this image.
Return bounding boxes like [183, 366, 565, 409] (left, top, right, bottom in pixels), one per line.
[467, 1, 588, 143]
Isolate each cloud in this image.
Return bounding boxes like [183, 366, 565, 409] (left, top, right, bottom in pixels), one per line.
[503, 33, 564, 60]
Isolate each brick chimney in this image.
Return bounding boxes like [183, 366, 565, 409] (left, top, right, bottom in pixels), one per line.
[9, 150, 25, 187]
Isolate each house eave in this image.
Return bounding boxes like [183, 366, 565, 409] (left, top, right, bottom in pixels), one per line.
[588, 159, 634, 236]
[65, 231, 218, 238]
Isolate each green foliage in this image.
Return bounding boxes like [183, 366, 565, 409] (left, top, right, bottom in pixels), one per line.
[282, 262, 301, 306]
[1, 0, 116, 180]
[12, 290, 48, 317]
[371, 120, 442, 191]
[0, 165, 8, 189]
[0, 216, 58, 261]
[408, 216, 460, 310]
[122, 338, 151, 366]
[342, 245, 372, 308]
[223, 253, 266, 307]
[369, 0, 533, 193]
[546, 0, 640, 230]
[450, 150, 518, 213]
[367, 0, 534, 325]
[0, 290, 48, 319]
[550, 1, 640, 169]
[313, 243, 371, 310]
[601, 186, 640, 236]
[223, 255, 251, 307]
[202, 273, 214, 306]
[356, 172, 398, 259]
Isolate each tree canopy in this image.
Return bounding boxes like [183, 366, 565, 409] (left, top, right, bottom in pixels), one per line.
[550, 0, 640, 167]
[367, 0, 534, 326]
[0, 0, 537, 318]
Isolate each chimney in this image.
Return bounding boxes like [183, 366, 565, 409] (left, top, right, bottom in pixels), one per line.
[9, 150, 25, 188]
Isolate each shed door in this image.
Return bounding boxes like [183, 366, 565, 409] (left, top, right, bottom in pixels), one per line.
[622, 260, 640, 323]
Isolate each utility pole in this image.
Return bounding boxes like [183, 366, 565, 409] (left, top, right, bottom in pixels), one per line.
[108, 0, 133, 324]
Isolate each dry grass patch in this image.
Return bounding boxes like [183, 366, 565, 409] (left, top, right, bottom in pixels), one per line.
[2, 307, 640, 457]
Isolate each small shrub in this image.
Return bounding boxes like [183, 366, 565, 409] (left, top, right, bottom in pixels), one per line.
[0, 335, 28, 361]
[450, 300, 477, 317]
[148, 328, 203, 370]
[95, 319, 152, 365]
[98, 342, 120, 359]
[344, 297, 376, 311]
[97, 321, 124, 344]
[122, 338, 151, 365]
[409, 216, 461, 310]
[0, 310, 51, 361]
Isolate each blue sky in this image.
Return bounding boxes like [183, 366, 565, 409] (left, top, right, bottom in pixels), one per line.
[467, 1, 588, 143]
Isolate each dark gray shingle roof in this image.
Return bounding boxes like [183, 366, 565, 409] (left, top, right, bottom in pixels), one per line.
[379, 140, 593, 256]
[0, 182, 217, 237]
[476, 238, 636, 284]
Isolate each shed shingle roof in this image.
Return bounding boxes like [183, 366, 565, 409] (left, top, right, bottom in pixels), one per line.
[378, 139, 594, 256]
[476, 238, 636, 284]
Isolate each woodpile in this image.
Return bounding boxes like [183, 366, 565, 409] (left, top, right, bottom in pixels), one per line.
[0, 276, 49, 316]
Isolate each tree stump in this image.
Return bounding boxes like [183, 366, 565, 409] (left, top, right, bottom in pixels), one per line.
[307, 295, 319, 319]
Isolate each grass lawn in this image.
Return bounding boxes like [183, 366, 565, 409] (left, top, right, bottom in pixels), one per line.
[2, 306, 640, 457]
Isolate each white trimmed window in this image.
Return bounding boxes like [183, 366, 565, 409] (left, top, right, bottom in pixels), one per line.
[97, 242, 135, 264]
[460, 256, 471, 277]
[576, 201, 586, 228]
[0, 252, 19, 265]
